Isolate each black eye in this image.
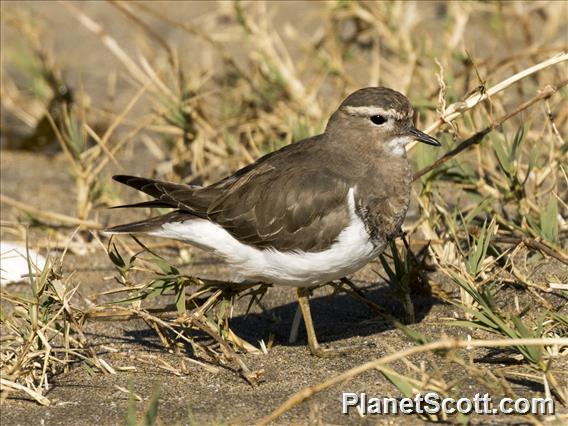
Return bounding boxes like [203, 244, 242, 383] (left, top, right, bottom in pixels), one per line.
[370, 115, 387, 125]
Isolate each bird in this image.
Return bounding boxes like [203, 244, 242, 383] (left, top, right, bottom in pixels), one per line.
[105, 87, 441, 357]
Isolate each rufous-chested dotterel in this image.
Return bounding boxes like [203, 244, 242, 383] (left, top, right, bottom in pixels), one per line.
[106, 87, 441, 357]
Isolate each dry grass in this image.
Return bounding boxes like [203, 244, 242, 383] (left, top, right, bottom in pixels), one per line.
[1, 1, 567, 423]
[0, 236, 115, 406]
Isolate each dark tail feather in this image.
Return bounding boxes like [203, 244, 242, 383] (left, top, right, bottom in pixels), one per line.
[104, 211, 190, 234]
[111, 175, 211, 217]
[109, 200, 173, 209]
[113, 175, 189, 199]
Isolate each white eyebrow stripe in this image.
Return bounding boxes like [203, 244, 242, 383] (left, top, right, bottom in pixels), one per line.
[343, 105, 409, 120]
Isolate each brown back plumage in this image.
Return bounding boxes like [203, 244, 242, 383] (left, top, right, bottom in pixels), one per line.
[108, 136, 354, 251]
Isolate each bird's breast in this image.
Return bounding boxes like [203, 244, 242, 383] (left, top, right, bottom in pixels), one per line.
[358, 158, 412, 245]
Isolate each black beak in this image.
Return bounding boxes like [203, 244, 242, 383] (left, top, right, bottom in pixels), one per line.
[408, 126, 441, 146]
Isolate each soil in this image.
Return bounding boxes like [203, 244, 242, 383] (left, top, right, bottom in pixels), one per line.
[1, 2, 566, 425]
[2, 133, 566, 426]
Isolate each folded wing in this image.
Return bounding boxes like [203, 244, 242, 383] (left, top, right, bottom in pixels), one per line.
[108, 137, 354, 252]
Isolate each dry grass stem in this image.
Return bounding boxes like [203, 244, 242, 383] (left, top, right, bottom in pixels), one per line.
[0, 194, 103, 229]
[407, 52, 567, 151]
[1, 2, 566, 423]
[257, 337, 568, 425]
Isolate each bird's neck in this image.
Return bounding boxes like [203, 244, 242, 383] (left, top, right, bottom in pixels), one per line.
[358, 148, 413, 245]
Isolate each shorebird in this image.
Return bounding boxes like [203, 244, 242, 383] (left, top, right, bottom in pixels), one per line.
[106, 87, 440, 357]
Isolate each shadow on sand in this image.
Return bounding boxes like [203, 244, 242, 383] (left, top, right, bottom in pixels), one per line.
[110, 282, 440, 351]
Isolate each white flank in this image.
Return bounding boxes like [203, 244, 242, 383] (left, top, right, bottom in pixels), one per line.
[150, 188, 379, 287]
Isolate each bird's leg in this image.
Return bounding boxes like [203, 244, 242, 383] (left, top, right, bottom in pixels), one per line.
[288, 304, 302, 344]
[296, 287, 374, 357]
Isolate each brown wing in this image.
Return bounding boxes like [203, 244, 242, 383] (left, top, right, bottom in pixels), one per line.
[203, 139, 353, 252]
[111, 136, 354, 251]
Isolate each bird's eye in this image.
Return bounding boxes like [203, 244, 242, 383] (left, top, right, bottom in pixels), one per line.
[370, 115, 387, 125]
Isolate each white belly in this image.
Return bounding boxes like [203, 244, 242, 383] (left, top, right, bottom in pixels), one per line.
[150, 188, 381, 287]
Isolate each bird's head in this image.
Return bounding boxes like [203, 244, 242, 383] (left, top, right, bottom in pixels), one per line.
[326, 87, 440, 157]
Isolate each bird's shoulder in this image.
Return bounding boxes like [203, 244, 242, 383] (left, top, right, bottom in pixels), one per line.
[208, 134, 330, 189]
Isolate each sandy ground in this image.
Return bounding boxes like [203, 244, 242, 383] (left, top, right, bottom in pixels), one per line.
[2, 137, 566, 426]
[1, 2, 567, 425]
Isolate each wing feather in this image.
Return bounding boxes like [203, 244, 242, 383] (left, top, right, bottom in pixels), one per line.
[206, 163, 352, 252]
[111, 136, 355, 252]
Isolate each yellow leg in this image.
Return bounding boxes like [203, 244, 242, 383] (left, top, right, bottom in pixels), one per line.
[296, 287, 374, 357]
